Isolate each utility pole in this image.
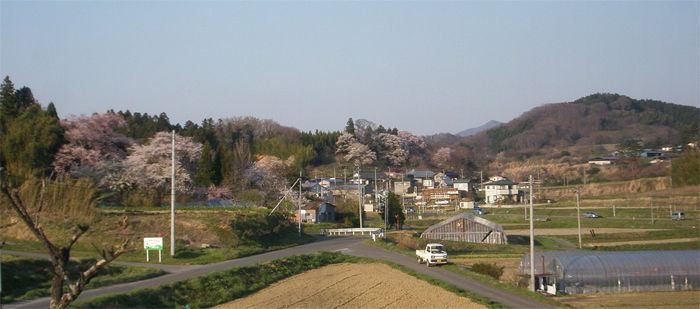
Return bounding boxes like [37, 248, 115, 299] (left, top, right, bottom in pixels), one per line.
[385, 178, 389, 238]
[170, 130, 176, 256]
[651, 192, 654, 225]
[480, 171, 483, 188]
[0, 166, 4, 306]
[358, 168, 363, 228]
[374, 167, 378, 213]
[575, 187, 582, 249]
[529, 175, 535, 292]
[299, 171, 302, 237]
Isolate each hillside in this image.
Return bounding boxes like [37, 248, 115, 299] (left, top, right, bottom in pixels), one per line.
[460, 93, 699, 158]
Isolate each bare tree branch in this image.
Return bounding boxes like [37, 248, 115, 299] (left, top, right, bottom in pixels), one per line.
[1, 186, 60, 258]
[64, 224, 89, 251]
[1, 181, 135, 309]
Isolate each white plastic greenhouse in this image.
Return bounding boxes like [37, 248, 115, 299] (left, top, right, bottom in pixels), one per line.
[518, 251, 700, 295]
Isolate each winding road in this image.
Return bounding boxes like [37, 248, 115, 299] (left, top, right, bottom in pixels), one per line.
[4, 236, 553, 309]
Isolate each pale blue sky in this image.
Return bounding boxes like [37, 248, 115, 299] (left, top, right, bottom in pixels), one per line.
[1, 1, 698, 136]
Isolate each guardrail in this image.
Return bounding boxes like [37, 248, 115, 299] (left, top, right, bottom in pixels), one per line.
[320, 227, 384, 239]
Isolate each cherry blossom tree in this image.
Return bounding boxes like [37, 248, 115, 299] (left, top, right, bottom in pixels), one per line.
[376, 133, 409, 166]
[345, 142, 377, 168]
[335, 132, 357, 154]
[244, 155, 291, 206]
[125, 132, 202, 193]
[53, 113, 135, 176]
[195, 185, 233, 201]
[433, 147, 453, 169]
[397, 130, 426, 155]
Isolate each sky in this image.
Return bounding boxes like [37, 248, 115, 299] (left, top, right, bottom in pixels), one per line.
[1, 1, 698, 136]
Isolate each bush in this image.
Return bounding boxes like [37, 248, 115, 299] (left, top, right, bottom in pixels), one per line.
[470, 262, 505, 280]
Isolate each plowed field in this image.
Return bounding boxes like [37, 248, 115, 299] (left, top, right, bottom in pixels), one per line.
[213, 263, 486, 309]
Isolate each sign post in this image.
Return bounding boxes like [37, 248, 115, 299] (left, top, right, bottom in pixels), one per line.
[144, 237, 164, 262]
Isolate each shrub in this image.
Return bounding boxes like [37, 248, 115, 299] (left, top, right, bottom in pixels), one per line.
[471, 262, 505, 280]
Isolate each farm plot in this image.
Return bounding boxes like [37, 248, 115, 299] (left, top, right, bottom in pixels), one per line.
[213, 263, 486, 309]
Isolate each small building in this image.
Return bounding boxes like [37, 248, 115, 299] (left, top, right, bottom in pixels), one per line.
[483, 179, 522, 204]
[453, 179, 473, 193]
[406, 169, 436, 189]
[392, 178, 415, 195]
[518, 251, 700, 295]
[420, 213, 508, 244]
[301, 181, 323, 195]
[434, 173, 454, 188]
[588, 156, 619, 165]
[422, 188, 461, 204]
[298, 202, 336, 223]
[320, 178, 345, 188]
[328, 184, 370, 203]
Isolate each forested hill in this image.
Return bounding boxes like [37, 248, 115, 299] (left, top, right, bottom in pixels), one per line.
[462, 93, 699, 156]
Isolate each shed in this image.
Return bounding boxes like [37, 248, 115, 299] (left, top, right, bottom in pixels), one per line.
[420, 213, 508, 244]
[518, 251, 700, 295]
[300, 202, 336, 223]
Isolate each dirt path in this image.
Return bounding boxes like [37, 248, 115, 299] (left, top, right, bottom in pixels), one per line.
[213, 263, 487, 309]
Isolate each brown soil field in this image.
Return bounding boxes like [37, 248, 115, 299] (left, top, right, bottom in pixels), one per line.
[212, 263, 486, 309]
[558, 290, 700, 309]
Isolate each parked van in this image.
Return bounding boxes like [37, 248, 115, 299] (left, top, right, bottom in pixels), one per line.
[671, 212, 685, 220]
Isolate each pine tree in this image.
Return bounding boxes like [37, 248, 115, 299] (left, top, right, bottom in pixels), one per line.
[195, 141, 216, 187]
[345, 118, 355, 135]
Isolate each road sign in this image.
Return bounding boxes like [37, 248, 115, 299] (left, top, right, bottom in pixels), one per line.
[144, 237, 163, 262]
[144, 237, 164, 250]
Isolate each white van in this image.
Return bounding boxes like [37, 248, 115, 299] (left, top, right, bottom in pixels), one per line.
[671, 212, 685, 220]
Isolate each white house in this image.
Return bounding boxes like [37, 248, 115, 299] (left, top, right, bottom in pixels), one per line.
[484, 179, 521, 204]
[453, 179, 473, 193]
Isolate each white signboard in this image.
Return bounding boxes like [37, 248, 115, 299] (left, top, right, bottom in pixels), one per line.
[144, 237, 164, 250]
[144, 237, 163, 262]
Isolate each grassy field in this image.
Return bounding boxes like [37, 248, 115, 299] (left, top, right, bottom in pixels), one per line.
[1, 254, 165, 304]
[2, 207, 315, 265]
[2, 182, 697, 307]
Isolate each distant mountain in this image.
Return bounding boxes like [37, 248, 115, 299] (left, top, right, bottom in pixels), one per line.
[460, 93, 699, 156]
[456, 120, 503, 137]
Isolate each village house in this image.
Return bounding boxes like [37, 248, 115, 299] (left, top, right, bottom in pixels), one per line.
[483, 178, 522, 204]
[453, 178, 473, 193]
[433, 173, 454, 188]
[422, 187, 461, 205]
[406, 169, 436, 190]
[328, 184, 371, 203]
[296, 202, 336, 223]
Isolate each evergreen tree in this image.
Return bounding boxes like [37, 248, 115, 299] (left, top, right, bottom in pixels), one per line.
[46, 102, 59, 118]
[378, 192, 406, 229]
[0, 78, 64, 175]
[672, 150, 699, 186]
[195, 141, 216, 187]
[0, 76, 18, 121]
[345, 117, 355, 135]
[2, 104, 64, 175]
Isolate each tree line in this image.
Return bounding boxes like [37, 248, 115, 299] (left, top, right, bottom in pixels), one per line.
[0, 77, 442, 208]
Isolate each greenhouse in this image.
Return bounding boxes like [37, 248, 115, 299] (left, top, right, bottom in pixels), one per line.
[420, 213, 507, 244]
[518, 251, 700, 295]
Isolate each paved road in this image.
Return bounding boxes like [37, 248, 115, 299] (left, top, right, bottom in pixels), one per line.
[4, 237, 553, 309]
